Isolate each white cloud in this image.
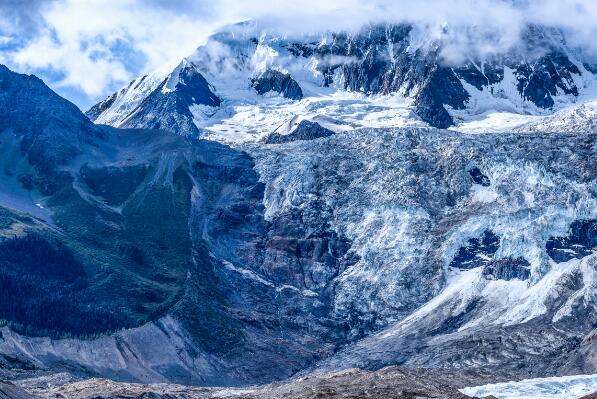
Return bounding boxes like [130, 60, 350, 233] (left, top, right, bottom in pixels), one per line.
[2, 0, 222, 98]
[1, 0, 597, 107]
[0, 36, 13, 46]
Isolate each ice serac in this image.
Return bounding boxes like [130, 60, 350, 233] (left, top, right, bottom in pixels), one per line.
[255, 127, 596, 378]
[516, 100, 597, 133]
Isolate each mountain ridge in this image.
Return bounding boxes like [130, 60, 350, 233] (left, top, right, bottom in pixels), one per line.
[87, 23, 597, 137]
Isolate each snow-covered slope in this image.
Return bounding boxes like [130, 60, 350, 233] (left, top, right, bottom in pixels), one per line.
[88, 22, 597, 138]
[88, 59, 220, 136]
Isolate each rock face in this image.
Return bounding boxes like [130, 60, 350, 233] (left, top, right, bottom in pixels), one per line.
[252, 70, 303, 100]
[265, 120, 334, 144]
[86, 92, 117, 122]
[550, 329, 597, 376]
[482, 257, 531, 281]
[308, 25, 585, 128]
[546, 219, 597, 263]
[0, 381, 36, 399]
[468, 167, 491, 187]
[449, 230, 501, 270]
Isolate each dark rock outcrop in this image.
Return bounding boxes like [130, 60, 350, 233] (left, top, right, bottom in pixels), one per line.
[546, 220, 597, 263]
[450, 230, 500, 270]
[515, 50, 580, 109]
[86, 92, 117, 121]
[252, 69, 303, 100]
[483, 257, 531, 281]
[265, 120, 334, 144]
[468, 167, 491, 187]
[0, 381, 37, 399]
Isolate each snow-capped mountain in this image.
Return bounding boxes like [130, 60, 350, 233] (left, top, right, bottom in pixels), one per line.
[87, 59, 221, 136]
[88, 22, 597, 139]
[0, 21, 596, 391]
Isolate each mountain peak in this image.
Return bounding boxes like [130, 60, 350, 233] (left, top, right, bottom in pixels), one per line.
[87, 59, 219, 136]
[0, 64, 100, 175]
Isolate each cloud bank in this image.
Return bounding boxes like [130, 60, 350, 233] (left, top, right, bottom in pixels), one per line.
[0, 0, 596, 108]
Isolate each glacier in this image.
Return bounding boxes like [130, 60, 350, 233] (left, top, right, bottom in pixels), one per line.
[462, 374, 597, 399]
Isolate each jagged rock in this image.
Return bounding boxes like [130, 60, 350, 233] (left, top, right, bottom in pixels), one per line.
[546, 220, 597, 263]
[450, 231, 500, 270]
[118, 62, 220, 135]
[468, 167, 491, 187]
[265, 121, 334, 144]
[86, 92, 117, 121]
[86, 60, 220, 136]
[87, 24, 592, 132]
[309, 24, 583, 127]
[0, 381, 37, 399]
[515, 50, 580, 109]
[483, 257, 531, 281]
[313, 24, 469, 128]
[252, 69, 303, 100]
[454, 62, 503, 90]
[414, 66, 470, 128]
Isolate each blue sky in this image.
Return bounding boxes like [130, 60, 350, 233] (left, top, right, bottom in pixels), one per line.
[1, 0, 596, 111]
[0, 0, 225, 110]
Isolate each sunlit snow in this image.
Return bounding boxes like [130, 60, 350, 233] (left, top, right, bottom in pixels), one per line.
[462, 374, 597, 399]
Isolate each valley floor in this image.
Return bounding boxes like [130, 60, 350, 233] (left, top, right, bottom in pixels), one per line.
[5, 368, 596, 399]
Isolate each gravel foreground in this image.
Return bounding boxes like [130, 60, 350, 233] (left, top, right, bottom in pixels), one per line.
[2, 366, 508, 399]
